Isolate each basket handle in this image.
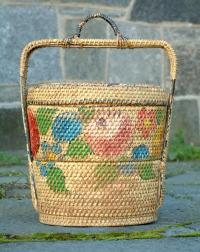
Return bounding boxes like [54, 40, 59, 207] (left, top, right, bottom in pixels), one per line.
[20, 38, 176, 162]
[73, 13, 125, 39]
[20, 40, 177, 88]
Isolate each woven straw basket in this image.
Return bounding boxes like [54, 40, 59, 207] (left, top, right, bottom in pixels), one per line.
[20, 13, 177, 226]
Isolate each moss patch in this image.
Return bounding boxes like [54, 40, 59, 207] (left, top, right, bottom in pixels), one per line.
[0, 228, 166, 243]
[172, 232, 200, 238]
[0, 152, 26, 167]
[0, 172, 25, 177]
[173, 222, 193, 227]
[0, 222, 195, 243]
[0, 186, 6, 199]
[168, 129, 200, 161]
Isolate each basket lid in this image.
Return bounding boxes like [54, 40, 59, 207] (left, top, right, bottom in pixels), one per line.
[27, 82, 169, 106]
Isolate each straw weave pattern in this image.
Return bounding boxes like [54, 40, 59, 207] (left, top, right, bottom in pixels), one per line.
[19, 28, 176, 226]
[26, 83, 170, 226]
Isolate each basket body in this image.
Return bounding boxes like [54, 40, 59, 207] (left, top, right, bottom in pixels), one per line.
[26, 83, 170, 226]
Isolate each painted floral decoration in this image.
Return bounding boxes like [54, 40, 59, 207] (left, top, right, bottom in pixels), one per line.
[27, 109, 40, 157]
[132, 144, 149, 160]
[66, 139, 92, 159]
[136, 107, 157, 139]
[95, 163, 118, 189]
[41, 141, 62, 160]
[35, 161, 68, 192]
[85, 110, 133, 158]
[52, 112, 82, 142]
[118, 163, 135, 176]
[35, 160, 55, 177]
[138, 163, 155, 180]
[36, 108, 57, 135]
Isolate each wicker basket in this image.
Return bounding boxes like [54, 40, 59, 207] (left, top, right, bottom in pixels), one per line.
[20, 13, 177, 226]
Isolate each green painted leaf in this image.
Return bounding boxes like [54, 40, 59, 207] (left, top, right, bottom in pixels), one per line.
[156, 110, 164, 125]
[78, 107, 95, 122]
[66, 139, 92, 159]
[117, 155, 130, 162]
[36, 108, 57, 135]
[47, 167, 67, 192]
[138, 163, 155, 180]
[95, 163, 118, 189]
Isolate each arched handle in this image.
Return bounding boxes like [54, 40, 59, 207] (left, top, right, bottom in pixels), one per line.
[73, 13, 125, 39]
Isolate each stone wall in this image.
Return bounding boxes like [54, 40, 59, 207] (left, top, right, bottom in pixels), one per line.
[0, 0, 199, 149]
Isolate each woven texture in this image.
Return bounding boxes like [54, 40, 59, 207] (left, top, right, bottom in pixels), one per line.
[20, 15, 176, 226]
[25, 82, 169, 226]
[32, 159, 162, 226]
[27, 83, 169, 106]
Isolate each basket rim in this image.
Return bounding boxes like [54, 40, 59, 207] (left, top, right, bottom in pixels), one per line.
[26, 81, 170, 106]
[27, 81, 168, 92]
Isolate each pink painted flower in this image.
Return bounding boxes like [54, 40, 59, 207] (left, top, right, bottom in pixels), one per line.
[136, 107, 157, 139]
[85, 110, 133, 158]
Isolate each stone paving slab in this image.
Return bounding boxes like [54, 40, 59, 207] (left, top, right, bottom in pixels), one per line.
[0, 166, 27, 175]
[1, 238, 200, 252]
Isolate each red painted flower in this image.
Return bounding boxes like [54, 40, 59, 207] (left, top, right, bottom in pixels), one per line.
[27, 109, 40, 157]
[85, 110, 133, 158]
[136, 107, 157, 139]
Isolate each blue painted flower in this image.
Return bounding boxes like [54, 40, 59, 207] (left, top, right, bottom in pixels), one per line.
[132, 144, 149, 160]
[51, 144, 62, 154]
[41, 141, 49, 152]
[46, 162, 55, 169]
[52, 112, 83, 142]
[35, 161, 55, 177]
[41, 141, 62, 158]
[40, 165, 48, 176]
[118, 164, 135, 176]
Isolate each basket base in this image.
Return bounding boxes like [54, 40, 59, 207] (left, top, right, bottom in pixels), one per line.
[39, 213, 157, 227]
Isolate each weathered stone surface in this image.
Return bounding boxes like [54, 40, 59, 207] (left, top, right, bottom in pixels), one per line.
[165, 48, 200, 95]
[28, 48, 62, 83]
[0, 85, 20, 103]
[107, 48, 162, 84]
[112, 21, 162, 40]
[59, 0, 131, 7]
[0, 5, 62, 84]
[162, 27, 200, 95]
[0, 176, 27, 185]
[6, 188, 31, 199]
[163, 27, 200, 43]
[107, 21, 162, 84]
[0, 166, 27, 175]
[167, 172, 200, 186]
[63, 19, 107, 81]
[58, 7, 125, 18]
[3, 0, 51, 3]
[0, 108, 26, 150]
[1, 238, 200, 252]
[170, 99, 200, 145]
[131, 0, 200, 24]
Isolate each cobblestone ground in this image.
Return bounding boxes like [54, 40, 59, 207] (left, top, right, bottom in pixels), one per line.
[0, 161, 200, 251]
